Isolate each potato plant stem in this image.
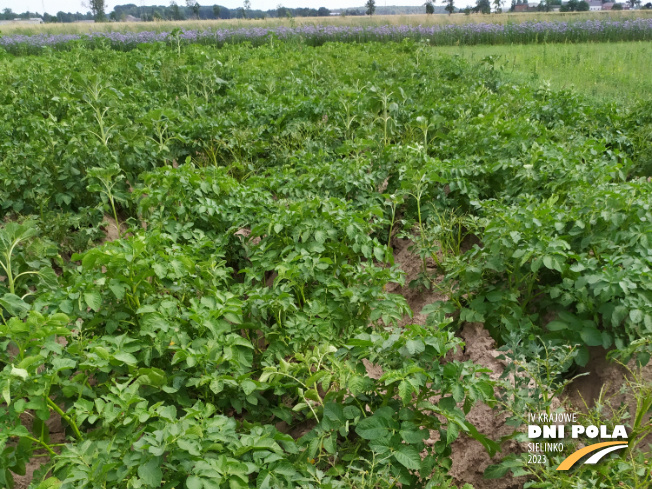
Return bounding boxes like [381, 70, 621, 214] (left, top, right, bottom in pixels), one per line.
[24, 436, 57, 457]
[47, 397, 82, 441]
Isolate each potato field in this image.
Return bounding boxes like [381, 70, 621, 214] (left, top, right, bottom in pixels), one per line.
[1, 37, 652, 489]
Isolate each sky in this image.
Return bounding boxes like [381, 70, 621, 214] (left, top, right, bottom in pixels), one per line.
[1, 0, 428, 15]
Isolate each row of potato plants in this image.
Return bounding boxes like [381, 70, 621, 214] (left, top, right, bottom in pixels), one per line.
[1, 40, 651, 487]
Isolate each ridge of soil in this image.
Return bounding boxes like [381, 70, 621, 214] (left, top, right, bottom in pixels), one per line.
[386, 237, 649, 488]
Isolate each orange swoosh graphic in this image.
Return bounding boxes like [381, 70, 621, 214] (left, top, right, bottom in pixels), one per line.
[556, 441, 628, 471]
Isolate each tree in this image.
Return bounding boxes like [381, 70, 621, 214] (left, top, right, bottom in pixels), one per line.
[425, 1, 435, 13]
[612, 2, 624, 7]
[277, 4, 289, 17]
[317, 6, 330, 15]
[475, 0, 491, 12]
[366, 0, 376, 15]
[444, 0, 455, 14]
[577, 0, 590, 10]
[186, 0, 200, 18]
[170, 1, 184, 20]
[213, 5, 221, 18]
[83, 0, 106, 21]
[243, 0, 251, 18]
[643, 2, 652, 8]
[493, 0, 504, 12]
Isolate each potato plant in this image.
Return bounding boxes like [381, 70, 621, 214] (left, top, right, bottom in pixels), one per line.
[0, 39, 650, 488]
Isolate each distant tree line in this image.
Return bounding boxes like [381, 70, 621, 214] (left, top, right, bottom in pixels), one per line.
[9, 0, 644, 23]
[131, 3, 335, 21]
[558, 0, 590, 11]
[1, 7, 94, 22]
[2, 3, 454, 23]
[0, 4, 337, 23]
[506, 0, 646, 10]
[109, 3, 239, 21]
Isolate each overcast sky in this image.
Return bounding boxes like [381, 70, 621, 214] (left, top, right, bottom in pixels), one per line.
[2, 0, 429, 15]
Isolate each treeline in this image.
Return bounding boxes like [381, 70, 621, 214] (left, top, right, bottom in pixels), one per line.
[111, 4, 336, 21]
[1, 4, 333, 23]
[341, 5, 449, 14]
[1, 8, 94, 22]
[1, 4, 452, 23]
[371, 5, 448, 13]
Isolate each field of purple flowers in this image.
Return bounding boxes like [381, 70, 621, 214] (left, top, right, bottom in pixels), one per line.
[1, 18, 652, 54]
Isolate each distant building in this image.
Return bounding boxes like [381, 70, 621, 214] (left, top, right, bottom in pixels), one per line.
[124, 14, 141, 22]
[588, 0, 603, 10]
[0, 17, 43, 24]
[602, 2, 614, 8]
[514, 3, 529, 11]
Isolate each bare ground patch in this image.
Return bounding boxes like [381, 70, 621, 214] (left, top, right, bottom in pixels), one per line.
[565, 346, 652, 448]
[10, 412, 66, 489]
[386, 237, 526, 488]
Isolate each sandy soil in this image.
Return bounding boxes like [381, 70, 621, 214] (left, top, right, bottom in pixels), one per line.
[385, 237, 448, 327]
[387, 237, 651, 488]
[387, 237, 527, 488]
[564, 346, 652, 449]
[12, 414, 65, 489]
[101, 214, 124, 243]
[450, 323, 527, 489]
